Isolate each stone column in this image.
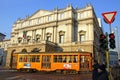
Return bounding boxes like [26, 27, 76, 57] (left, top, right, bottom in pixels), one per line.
[52, 26, 54, 42]
[66, 24, 72, 42]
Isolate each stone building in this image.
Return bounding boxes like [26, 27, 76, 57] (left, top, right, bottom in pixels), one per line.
[0, 33, 6, 41]
[0, 39, 11, 51]
[0, 33, 7, 66]
[6, 4, 104, 68]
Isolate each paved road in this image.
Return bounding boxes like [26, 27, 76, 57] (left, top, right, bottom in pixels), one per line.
[0, 71, 92, 80]
[0, 66, 92, 80]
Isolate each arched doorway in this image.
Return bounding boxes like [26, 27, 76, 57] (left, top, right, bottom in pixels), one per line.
[10, 49, 16, 68]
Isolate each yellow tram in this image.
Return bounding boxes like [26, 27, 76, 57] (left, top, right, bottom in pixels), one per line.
[12, 52, 92, 73]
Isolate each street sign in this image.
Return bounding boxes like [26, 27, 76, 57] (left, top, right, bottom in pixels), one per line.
[102, 11, 117, 24]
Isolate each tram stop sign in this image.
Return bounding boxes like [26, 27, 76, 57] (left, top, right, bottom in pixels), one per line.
[102, 11, 117, 24]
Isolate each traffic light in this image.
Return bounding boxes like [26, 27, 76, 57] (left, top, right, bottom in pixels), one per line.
[99, 34, 107, 50]
[109, 33, 115, 49]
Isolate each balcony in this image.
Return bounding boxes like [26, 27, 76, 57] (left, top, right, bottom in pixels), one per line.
[10, 40, 56, 47]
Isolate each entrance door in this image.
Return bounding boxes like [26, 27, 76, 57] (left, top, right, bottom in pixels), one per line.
[80, 55, 90, 71]
[41, 55, 51, 69]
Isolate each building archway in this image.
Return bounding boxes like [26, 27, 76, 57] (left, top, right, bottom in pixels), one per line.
[21, 49, 27, 53]
[10, 49, 16, 68]
[31, 48, 41, 52]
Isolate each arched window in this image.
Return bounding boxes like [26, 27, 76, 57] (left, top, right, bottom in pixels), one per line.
[36, 34, 41, 42]
[18, 37, 22, 43]
[46, 32, 52, 41]
[27, 35, 31, 42]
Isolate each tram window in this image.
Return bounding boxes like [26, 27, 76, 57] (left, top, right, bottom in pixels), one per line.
[24, 56, 28, 62]
[68, 56, 72, 63]
[46, 56, 50, 62]
[63, 56, 67, 63]
[73, 56, 78, 63]
[32, 56, 36, 62]
[36, 55, 40, 62]
[19, 56, 23, 62]
[54, 55, 57, 62]
[58, 55, 62, 62]
[28, 56, 31, 62]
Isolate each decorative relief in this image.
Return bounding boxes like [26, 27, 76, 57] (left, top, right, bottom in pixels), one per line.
[36, 34, 41, 39]
[59, 30, 65, 35]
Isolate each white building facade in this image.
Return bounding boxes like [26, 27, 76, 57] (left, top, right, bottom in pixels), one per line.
[6, 4, 104, 68]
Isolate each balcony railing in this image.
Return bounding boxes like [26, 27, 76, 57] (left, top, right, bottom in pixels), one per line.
[10, 40, 56, 47]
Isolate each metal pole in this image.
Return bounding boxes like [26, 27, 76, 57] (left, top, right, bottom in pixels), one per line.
[109, 24, 112, 33]
[105, 32, 110, 72]
[106, 50, 110, 80]
[108, 24, 111, 80]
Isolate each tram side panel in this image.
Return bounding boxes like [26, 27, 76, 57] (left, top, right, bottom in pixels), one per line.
[14, 52, 92, 72]
[79, 53, 92, 72]
[51, 54, 80, 71]
[16, 54, 41, 71]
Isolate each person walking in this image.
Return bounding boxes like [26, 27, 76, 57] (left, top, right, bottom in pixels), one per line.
[97, 65, 109, 80]
[92, 60, 100, 80]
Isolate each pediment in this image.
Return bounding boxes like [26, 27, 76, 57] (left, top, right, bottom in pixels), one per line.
[29, 10, 52, 19]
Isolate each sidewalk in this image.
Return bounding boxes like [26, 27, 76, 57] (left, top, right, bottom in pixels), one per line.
[0, 65, 8, 70]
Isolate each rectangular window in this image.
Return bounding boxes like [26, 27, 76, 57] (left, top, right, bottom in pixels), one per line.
[80, 35, 85, 42]
[59, 35, 64, 43]
[68, 56, 72, 63]
[29, 20, 33, 26]
[73, 56, 78, 63]
[54, 55, 57, 62]
[60, 13, 64, 19]
[63, 56, 67, 63]
[36, 55, 40, 62]
[47, 36, 51, 41]
[31, 55, 36, 62]
[48, 16, 51, 21]
[80, 12, 84, 19]
[38, 18, 41, 24]
[58, 55, 62, 62]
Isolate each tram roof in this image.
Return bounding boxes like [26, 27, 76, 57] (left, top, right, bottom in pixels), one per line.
[13, 51, 92, 54]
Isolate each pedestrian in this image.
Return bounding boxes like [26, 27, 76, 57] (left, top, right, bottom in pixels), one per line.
[92, 60, 100, 80]
[97, 65, 109, 80]
[100, 61, 107, 69]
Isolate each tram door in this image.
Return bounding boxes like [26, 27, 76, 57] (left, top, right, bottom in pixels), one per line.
[12, 54, 18, 69]
[80, 55, 90, 71]
[41, 55, 51, 69]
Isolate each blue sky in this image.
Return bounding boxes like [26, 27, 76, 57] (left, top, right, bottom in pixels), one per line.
[0, 0, 120, 39]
